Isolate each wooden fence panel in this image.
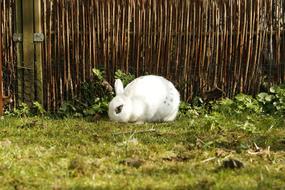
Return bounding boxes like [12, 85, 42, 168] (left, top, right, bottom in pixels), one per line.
[40, 0, 285, 110]
[0, 0, 16, 111]
[1, 0, 285, 111]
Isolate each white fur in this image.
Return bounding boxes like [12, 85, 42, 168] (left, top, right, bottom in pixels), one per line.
[114, 79, 124, 94]
[108, 75, 180, 123]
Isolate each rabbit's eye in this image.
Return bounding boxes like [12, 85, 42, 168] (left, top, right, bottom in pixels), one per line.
[115, 105, 123, 114]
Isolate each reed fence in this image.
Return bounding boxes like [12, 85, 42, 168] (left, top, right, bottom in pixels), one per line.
[1, 0, 285, 111]
[0, 0, 16, 113]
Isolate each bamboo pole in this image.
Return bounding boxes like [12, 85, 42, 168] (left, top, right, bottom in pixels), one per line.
[250, 0, 260, 93]
[7, 0, 14, 109]
[0, 1, 3, 115]
[82, 1, 86, 82]
[42, 0, 47, 109]
[15, 0, 23, 103]
[125, 1, 130, 73]
[56, 0, 63, 106]
[276, 0, 281, 83]
[22, 0, 35, 105]
[34, 0, 43, 105]
[75, 0, 79, 89]
[46, 0, 51, 110]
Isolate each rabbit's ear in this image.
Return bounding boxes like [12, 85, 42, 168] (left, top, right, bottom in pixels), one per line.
[114, 79, 124, 94]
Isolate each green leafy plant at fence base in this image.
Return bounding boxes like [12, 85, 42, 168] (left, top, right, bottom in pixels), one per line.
[181, 84, 285, 118]
[257, 85, 285, 114]
[58, 69, 136, 117]
[58, 69, 113, 117]
[83, 97, 109, 116]
[212, 94, 262, 115]
[115, 69, 135, 86]
[4, 69, 135, 118]
[5, 102, 46, 117]
[31, 102, 46, 116]
[6, 69, 285, 119]
[7, 102, 30, 117]
[234, 94, 262, 113]
[179, 98, 209, 118]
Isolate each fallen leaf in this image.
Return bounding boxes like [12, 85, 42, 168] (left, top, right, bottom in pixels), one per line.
[215, 149, 227, 157]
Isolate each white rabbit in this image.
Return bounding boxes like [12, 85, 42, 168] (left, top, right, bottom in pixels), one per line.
[108, 75, 180, 123]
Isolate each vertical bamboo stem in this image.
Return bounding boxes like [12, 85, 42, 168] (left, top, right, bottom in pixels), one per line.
[34, 0, 43, 105]
[15, 0, 23, 103]
[0, 1, 3, 115]
[22, 0, 35, 104]
[126, 2, 131, 73]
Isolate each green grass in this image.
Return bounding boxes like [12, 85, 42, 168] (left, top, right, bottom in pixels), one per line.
[0, 113, 285, 190]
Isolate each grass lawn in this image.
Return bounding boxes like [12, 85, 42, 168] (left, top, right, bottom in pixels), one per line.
[0, 113, 285, 189]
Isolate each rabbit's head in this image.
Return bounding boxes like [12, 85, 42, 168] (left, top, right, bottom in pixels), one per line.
[108, 79, 133, 122]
